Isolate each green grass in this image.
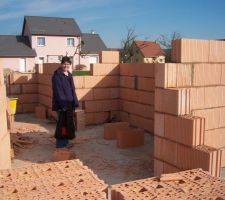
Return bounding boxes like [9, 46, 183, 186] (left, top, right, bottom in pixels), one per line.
[72, 70, 90, 76]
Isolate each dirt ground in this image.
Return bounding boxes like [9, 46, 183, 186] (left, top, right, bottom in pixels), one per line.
[11, 114, 154, 185]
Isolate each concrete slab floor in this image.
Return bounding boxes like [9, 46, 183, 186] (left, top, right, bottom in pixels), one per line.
[11, 114, 154, 185]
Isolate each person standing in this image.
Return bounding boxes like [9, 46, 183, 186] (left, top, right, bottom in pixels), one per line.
[52, 56, 79, 148]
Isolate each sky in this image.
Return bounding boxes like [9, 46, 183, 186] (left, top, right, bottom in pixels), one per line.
[0, 0, 225, 48]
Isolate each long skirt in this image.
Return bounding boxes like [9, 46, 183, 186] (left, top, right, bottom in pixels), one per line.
[55, 110, 76, 148]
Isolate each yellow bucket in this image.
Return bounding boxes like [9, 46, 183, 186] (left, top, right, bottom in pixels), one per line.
[9, 97, 18, 115]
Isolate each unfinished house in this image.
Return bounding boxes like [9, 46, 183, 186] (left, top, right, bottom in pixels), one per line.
[0, 38, 225, 199]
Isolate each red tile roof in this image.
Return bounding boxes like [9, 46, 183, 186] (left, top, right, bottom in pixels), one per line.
[134, 40, 164, 57]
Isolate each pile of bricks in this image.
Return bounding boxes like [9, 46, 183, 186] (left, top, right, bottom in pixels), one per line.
[154, 39, 225, 177]
[0, 159, 108, 199]
[104, 122, 144, 148]
[110, 168, 225, 200]
[7, 72, 38, 113]
[0, 67, 11, 170]
[119, 63, 155, 132]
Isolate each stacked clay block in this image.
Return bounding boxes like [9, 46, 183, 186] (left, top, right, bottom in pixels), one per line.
[0, 67, 11, 170]
[111, 168, 225, 200]
[117, 128, 144, 148]
[0, 159, 107, 200]
[154, 39, 225, 177]
[119, 63, 155, 133]
[75, 109, 86, 131]
[104, 122, 129, 140]
[35, 105, 46, 119]
[104, 122, 144, 148]
[52, 149, 76, 162]
[7, 72, 38, 113]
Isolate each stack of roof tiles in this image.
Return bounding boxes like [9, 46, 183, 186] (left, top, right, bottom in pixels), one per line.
[154, 39, 225, 177]
[0, 159, 107, 200]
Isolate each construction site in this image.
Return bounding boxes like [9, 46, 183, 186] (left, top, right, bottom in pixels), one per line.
[0, 38, 225, 199]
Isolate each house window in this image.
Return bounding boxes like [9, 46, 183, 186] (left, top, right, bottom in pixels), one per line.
[67, 38, 74, 46]
[37, 37, 45, 46]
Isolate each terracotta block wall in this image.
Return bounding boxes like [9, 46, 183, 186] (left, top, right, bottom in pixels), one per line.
[0, 67, 11, 169]
[7, 72, 38, 113]
[38, 62, 120, 125]
[119, 63, 155, 132]
[172, 38, 225, 63]
[154, 39, 225, 177]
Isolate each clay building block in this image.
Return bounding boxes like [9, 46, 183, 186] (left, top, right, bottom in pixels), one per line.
[155, 63, 192, 88]
[90, 63, 119, 75]
[52, 149, 76, 162]
[164, 114, 205, 147]
[155, 88, 190, 115]
[117, 127, 144, 148]
[120, 76, 135, 89]
[35, 105, 46, 119]
[129, 114, 154, 133]
[104, 122, 129, 140]
[22, 84, 38, 93]
[120, 63, 154, 78]
[74, 109, 86, 131]
[171, 38, 210, 63]
[99, 51, 120, 64]
[9, 84, 21, 95]
[154, 112, 165, 137]
[0, 67, 4, 85]
[209, 40, 225, 62]
[177, 144, 222, 177]
[85, 112, 109, 125]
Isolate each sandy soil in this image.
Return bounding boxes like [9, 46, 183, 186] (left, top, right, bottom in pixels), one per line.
[11, 114, 154, 185]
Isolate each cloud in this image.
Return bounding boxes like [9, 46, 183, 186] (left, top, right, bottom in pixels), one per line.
[0, 0, 110, 21]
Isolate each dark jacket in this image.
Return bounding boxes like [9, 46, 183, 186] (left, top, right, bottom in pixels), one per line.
[52, 67, 79, 111]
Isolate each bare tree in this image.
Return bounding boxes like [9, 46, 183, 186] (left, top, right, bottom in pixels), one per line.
[120, 27, 150, 63]
[120, 27, 137, 63]
[156, 32, 181, 62]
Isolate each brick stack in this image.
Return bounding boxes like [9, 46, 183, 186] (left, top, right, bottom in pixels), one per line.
[7, 72, 38, 113]
[154, 39, 225, 177]
[119, 63, 155, 132]
[35, 105, 46, 119]
[82, 62, 120, 125]
[110, 168, 225, 200]
[38, 63, 60, 119]
[104, 122, 144, 148]
[0, 159, 108, 199]
[75, 109, 86, 131]
[0, 67, 11, 170]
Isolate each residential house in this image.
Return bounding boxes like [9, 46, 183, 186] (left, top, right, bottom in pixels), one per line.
[0, 36, 36, 72]
[79, 32, 107, 70]
[131, 40, 165, 63]
[0, 16, 107, 72]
